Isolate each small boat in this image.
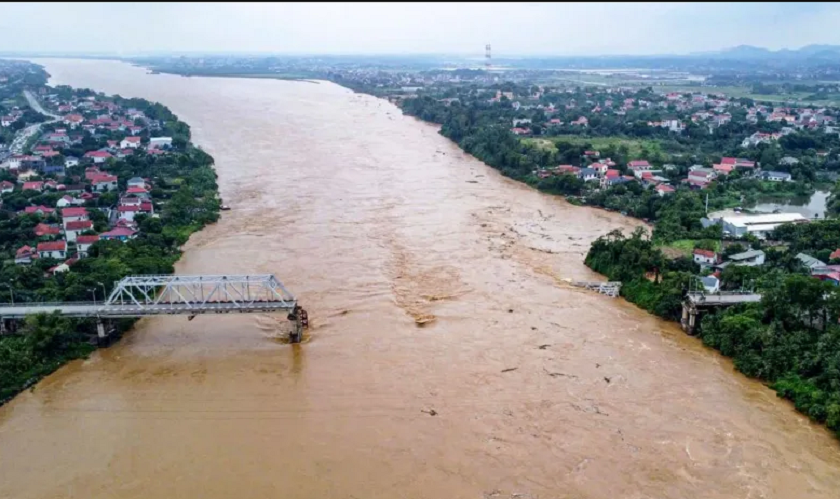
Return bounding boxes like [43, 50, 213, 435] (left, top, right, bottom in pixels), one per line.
[220, 204, 231, 211]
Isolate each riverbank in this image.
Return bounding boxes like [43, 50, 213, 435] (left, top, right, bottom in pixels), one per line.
[330, 80, 840, 442]
[0, 67, 221, 406]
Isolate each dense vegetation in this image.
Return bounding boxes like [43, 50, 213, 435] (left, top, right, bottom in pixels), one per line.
[0, 78, 220, 405]
[586, 222, 840, 438]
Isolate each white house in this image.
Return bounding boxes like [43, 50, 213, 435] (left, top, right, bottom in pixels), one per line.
[64, 156, 80, 168]
[117, 205, 140, 222]
[148, 137, 173, 149]
[37, 240, 66, 259]
[578, 168, 598, 181]
[64, 220, 93, 243]
[56, 195, 78, 208]
[693, 249, 719, 267]
[761, 171, 792, 182]
[120, 136, 142, 149]
[127, 176, 146, 189]
[61, 207, 89, 228]
[91, 174, 118, 192]
[75, 235, 100, 257]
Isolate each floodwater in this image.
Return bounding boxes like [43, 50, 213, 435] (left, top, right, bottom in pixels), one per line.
[752, 189, 830, 219]
[1, 59, 839, 499]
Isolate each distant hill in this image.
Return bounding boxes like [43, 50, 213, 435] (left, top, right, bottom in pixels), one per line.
[693, 44, 840, 62]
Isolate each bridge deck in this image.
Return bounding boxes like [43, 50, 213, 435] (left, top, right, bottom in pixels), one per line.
[686, 293, 762, 306]
[0, 301, 296, 319]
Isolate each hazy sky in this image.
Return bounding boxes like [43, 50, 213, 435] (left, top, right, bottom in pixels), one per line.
[2, 2, 839, 56]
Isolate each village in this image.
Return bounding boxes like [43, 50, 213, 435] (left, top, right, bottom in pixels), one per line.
[0, 85, 174, 277]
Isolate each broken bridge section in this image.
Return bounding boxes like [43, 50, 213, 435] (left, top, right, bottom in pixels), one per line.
[0, 274, 307, 343]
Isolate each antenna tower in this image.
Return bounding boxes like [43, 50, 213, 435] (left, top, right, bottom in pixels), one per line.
[485, 44, 491, 70]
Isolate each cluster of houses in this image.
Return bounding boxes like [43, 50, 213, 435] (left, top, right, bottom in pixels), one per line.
[693, 244, 840, 293]
[11, 172, 153, 274]
[0, 93, 170, 275]
[0, 108, 23, 128]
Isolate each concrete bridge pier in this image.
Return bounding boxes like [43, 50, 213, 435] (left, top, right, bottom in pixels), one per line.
[680, 303, 698, 335]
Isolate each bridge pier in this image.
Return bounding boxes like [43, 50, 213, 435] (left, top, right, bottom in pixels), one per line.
[681, 303, 698, 335]
[287, 306, 309, 344]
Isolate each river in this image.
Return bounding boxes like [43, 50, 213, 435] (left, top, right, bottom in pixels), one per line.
[1, 59, 839, 499]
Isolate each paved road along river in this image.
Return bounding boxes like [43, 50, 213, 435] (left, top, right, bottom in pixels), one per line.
[1, 59, 839, 499]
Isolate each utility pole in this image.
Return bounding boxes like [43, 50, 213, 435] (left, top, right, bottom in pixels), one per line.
[485, 44, 491, 71]
[705, 192, 709, 215]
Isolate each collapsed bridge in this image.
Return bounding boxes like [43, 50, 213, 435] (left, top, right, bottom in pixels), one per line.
[0, 274, 309, 343]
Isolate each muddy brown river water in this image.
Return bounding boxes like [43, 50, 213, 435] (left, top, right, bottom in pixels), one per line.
[1, 59, 839, 499]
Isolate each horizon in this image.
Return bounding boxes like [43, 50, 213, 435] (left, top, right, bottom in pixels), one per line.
[2, 2, 839, 57]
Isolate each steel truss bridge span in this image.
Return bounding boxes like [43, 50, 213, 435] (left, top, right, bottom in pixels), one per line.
[0, 274, 308, 342]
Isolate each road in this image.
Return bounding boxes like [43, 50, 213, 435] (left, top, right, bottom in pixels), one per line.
[8, 90, 60, 154]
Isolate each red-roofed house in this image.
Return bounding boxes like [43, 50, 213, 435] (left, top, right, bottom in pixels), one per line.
[22, 181, 44, 192]
[64, 220, 93, 242]
[693, 248, 719, 267]
[830, 249, 840, 261]
[100, 227, 137, 242]
[0, 180, 14, 194]
[76, 234, 100, 257]
[120, 136, 142, 149]
[37, 240, 67, 259]
[655, 184, 675, 197]
[713, 164, 733, 175]
[63, 114, 84, 128]
[126, 186, 149, 198]
[84, 150, 113, 164]
[23, 205, 55, 216]
[34, 223, 61, 238]
[15, 245, 37, 265]
[91, 174, 118, 192]
[61, 207, 89, 228]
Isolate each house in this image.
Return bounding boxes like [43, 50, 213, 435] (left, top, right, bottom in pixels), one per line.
[64, 220, 93, 242]
[47, 258, 78, 275]
[37, 240, 67, 259]
[760, 171, 792, 182]
[570, 116, 588, 126]
[61, 207, 89, 228]
[693, 249, 720, 268]
[700, 275, 721, 294]
[22, 181, 44, 192]
[63, 114, 84, 128]
[84, 150, 113, 164]
[127, 176, 146, 189]
[148, 137, 173, 149]
[627, 160, 652, 177]
[117, 205, 141, 222]
[100, 227, 137, 242]
[590, 163, 609, 175]
[15, 245, 37, 265]
[76, 234, 100, 257]
[91, 174, 118, 192]
[64, 156, 80, 167]
[0, 180, 13, 194]
[120, 136, 142, 149]
[655, 184, 675, 197]
[829, 248, 840, 261]
[713, 164, 733, 176]
[56, 195, 77, 208]
[724, 249, 766, 267]
[578, 168, 598, 181]
[34, 223, 61, 238]
[797, 253, 826, 271]
[23, 205, 55, 216]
